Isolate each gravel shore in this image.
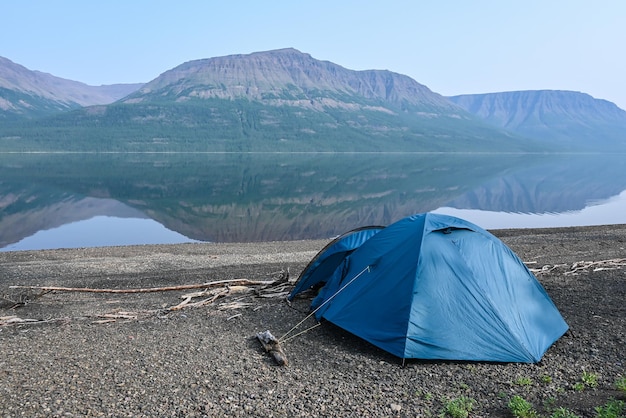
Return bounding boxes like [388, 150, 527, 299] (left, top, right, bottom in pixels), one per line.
[1, 225, 625, 417]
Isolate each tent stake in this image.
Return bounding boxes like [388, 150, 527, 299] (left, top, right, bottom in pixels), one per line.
[256, 330, 288, 366]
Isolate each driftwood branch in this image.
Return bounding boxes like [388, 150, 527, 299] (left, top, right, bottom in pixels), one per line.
[8, 279, 276, 294]
[530, 258, 626, 276]
[3, 269, 293, 327]
[565, 258, 626, 275]
[0, 315, 71, 326]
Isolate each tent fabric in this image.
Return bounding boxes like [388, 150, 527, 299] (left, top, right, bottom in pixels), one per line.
[288, 226, 384, 300]
[292, 213, 568, 363]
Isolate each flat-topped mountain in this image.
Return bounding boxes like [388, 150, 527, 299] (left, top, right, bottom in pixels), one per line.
[0, 56, 142, 119]
[124, 48, 455, 111]
[449, 90, 626, 150]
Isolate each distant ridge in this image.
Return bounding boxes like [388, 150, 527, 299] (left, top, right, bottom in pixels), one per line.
[0, 56, 142, 119]
[449, 90, 626, 150]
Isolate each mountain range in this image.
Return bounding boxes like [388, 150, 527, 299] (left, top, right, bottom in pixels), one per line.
[0, 56, 141, 118]
[449, 91, 626, 151]
[1, 48, 625, 152]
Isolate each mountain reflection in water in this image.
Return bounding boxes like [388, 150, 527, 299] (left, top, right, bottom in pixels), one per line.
[1, 152, 625, 251]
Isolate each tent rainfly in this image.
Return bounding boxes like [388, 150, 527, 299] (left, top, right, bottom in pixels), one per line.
[288, 213, 568, 363]
[290, 225, 384, 298]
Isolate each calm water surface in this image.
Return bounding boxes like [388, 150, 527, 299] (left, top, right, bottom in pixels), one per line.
[2, 152, 625, 251]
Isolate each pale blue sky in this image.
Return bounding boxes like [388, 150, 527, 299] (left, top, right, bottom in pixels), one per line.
[3, 1, 625, 108]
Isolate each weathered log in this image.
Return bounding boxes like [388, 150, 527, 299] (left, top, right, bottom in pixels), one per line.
[256, 330, 288, 366]
[9, 279, 276, 294]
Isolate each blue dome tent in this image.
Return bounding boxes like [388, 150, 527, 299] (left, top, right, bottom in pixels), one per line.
[289, 213, 568, 363]
[289, 226, 384, 300]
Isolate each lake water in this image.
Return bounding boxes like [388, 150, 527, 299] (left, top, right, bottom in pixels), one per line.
[2, 152, 625, 251]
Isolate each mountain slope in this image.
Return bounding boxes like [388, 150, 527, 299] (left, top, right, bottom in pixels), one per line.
[448, 90, 626, 150]
[0, 56, 142, 119]
[3, 48, 531, 152]
[124, 48, 454, 111]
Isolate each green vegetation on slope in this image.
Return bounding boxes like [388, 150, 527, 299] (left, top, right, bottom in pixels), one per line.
[0, 97, 535, 152]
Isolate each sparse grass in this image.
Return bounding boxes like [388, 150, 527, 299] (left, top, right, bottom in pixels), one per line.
[441, 396, 476, 418]
[549, 407, 581, 418]
[515, 376, 533, 386]
[572, 371, 598, 391]
[594, 398, 625, 418]
[508, 395, 538, 418]
[415, 389, 434, 401]
[416, 374, 626, 417]
[457, 382, 470, 391]
[581, 371, 598, 388]
[544, 397, 556, 410]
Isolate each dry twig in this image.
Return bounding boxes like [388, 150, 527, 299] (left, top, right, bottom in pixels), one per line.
[3, 270, 293, 326]
[8, 279, 276, 294]
[530, 258, 626, 276]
